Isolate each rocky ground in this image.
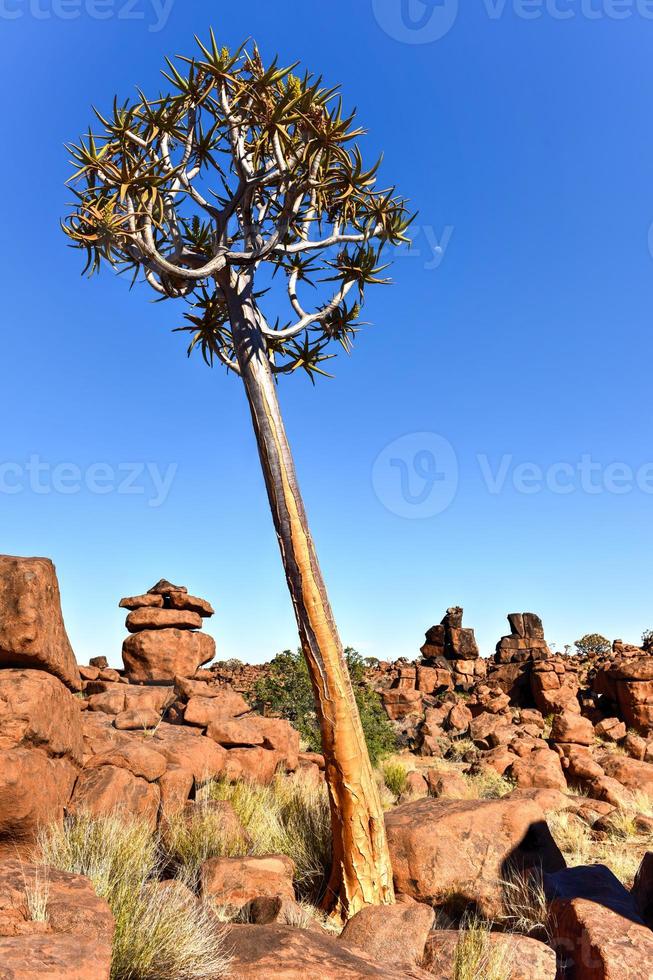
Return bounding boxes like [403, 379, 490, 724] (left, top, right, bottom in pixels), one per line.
[1, 556, 653, 978]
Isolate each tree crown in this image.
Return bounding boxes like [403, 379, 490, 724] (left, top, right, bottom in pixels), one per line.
[574, 633, 611, 657]
[63, 32, 413, 381]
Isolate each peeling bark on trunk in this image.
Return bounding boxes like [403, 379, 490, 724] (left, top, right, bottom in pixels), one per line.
[225, 274, 395, 919]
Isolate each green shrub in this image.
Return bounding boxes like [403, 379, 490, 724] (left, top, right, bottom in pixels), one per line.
[255, 646, 397, 765]
[382, 760, 409, 798]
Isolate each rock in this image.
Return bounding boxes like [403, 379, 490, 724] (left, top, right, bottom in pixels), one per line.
[596, 752, 653, 801]
[469, 712, 512, 749]
[633, 852, 653, 929]
[425, 770, 468, 799]
[0, 556, 81, 691]
[0, 859, 114, 978]
[417, 666, 452, 694]
[381, 689, 423, 721]
[89, 656, 108, 670]
[0, 860, 114, 942]
[550, 711, 594, 746]
[125, 608, 203, 632]
[545, 865, 653, 979]
[340, 894, 435, 970]
[119, 593, 164, 610]
[224, 747, 287, 784]
[87, 689, 126, 715]
[401, 771, 428, 800]
[0, 670, 83, 763]
[113, 707, 161, 731]
[385, 796, 565, 919]
[125, 686, 174, 714]
[494, 612, 551, 669]
[624, 732, 647, 760]
[424, 929, 556, 980]
[246, 895, 323, 930]
[157, 767, 193, 822]
[183, 690, 251, 727]
[594, 717, 627, 743]
[122, 628, 215, 681]
[200, 855, 295, 910]
[0, 933, 111, 980]
[0, 750, 78, 858]
[149, 723, 227, 782]
[167, 592, 214, 617]
[84, 738, 167, 782]
[147, 579, 188, 595]
[0, 670, 83, 855]
[68, 765, 160, 829]
[447, 703, 472, 733]
[598, 658, 653, 734]
[225, 923, 431, 979]
[508, 749, 567, 792]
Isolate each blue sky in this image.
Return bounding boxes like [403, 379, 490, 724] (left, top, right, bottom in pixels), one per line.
[1, 1, 652, 667]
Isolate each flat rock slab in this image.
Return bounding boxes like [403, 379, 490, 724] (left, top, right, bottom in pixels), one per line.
[119, 594, 164, 610]
[0, 556, 80, 691]
[424, 929, 556, 980]
[125, 608, 202, 633]
[225, 924, 432, 979]
[167, 592, 214, 617]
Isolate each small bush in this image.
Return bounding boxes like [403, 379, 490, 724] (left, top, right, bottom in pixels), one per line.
[254, 646, 397, 765]
[382, 760, 409, 798]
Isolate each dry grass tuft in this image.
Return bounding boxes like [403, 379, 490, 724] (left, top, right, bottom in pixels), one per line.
[161, 803, 248, 888]
[500, 866, 550, 941]
[21, 862, 50, 923]
[111, 882, 231, 980]
[37, 812, 230, 980]
[461, 769, 514, 800]
[547, 804, 652, 888]
[453, 917, 514, 980]
[207, 772, 331, 902]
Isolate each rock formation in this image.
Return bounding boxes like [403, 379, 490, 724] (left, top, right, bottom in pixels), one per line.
[3, 561, 653, 977]
[120, 579, 216, 681]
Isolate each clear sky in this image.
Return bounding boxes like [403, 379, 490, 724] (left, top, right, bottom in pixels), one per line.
[1, 1, 652, 667]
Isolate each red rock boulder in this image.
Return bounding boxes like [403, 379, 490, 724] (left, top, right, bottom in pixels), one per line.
[0, 556, 81, 691]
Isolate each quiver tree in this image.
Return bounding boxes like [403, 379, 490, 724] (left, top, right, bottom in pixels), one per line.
[63, 33, 412, 919]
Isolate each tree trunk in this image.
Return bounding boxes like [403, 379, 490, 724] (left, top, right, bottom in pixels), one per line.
[224, 274, 395, 919]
